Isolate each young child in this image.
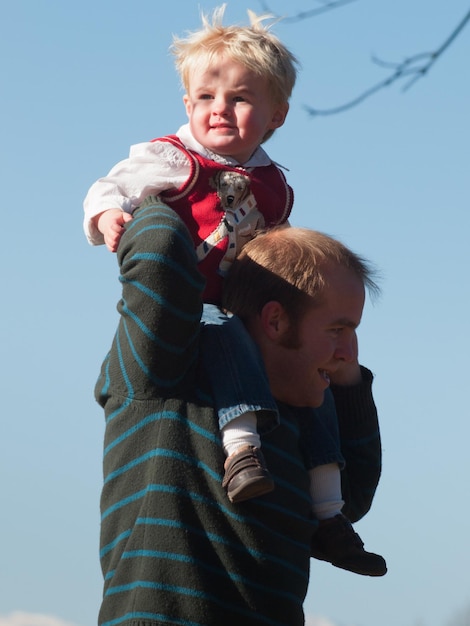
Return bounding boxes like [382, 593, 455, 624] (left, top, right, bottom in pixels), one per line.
[84, 5, 386, 576]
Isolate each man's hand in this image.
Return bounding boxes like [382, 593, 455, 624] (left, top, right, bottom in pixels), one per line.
[329, 331, 363, 386]
[94, 209, 133, 252]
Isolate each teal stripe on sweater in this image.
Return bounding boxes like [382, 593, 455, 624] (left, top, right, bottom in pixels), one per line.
[132, 518, 307, 578]
[126, 202, 201, 258]
[115, 328, 134, 396]
[104, 581, 295, 626]
[103, 448, 221, 485]
[120, 300, 193, 354]
[128, 251, 204, 290]
[102, 611, 204, 626]
[120, 550, 302, 604]
[102, 486, 311, 556]
[119, 277, 201, 322]
[120, 318, 188, 388]
[100, 529, 132, 558]
[103, 410, 221, 457]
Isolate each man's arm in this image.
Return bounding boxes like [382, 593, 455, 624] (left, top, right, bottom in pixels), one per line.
[95, 197, 206, 407]
[331, 366, 382, 523]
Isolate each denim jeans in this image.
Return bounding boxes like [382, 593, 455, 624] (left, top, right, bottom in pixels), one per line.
[201, 304, 345, 470]
[201, 304, 279, 434]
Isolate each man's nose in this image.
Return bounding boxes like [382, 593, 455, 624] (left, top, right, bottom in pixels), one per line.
[334, 337, 355, 363]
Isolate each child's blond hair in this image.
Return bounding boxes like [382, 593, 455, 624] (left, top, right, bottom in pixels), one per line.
[171, 5, 298, 111]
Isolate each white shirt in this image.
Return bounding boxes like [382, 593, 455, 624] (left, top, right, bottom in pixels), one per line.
[83, 124, 274, 245]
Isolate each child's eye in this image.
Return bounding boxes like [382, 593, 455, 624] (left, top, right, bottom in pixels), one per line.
[199, 94, 213, 100]
[233, 96, 246, 102]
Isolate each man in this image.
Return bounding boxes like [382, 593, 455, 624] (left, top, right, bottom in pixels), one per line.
[96, 197, 383, 626]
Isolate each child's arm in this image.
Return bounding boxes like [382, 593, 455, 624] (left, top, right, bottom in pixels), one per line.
[83, 139, 191, 248]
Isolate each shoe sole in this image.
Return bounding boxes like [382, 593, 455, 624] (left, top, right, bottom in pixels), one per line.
[228, 475, 275, 503]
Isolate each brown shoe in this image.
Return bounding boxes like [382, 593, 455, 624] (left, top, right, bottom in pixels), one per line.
[311, 514, 387, 577]
[222, 445, 274, 503]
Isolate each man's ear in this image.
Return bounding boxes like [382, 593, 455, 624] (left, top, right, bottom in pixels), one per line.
[260, 301, 290, 341]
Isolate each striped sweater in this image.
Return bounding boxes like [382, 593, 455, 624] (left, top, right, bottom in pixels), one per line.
[95, 197, 382, 626]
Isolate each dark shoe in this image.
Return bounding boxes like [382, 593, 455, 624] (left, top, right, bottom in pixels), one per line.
[222, 445, 274, 503]
[311, 514, 387, 577]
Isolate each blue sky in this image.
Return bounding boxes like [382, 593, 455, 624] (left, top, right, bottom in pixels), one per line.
[1, 1, 469, 625]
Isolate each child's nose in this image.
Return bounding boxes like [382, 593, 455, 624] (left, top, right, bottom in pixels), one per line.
[212, 96, 230, 116]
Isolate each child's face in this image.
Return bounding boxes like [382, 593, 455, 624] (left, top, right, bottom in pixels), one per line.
[183, 58, 288, 163]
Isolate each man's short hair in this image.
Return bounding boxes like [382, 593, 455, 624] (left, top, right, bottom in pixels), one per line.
[223, 226, 379, 323]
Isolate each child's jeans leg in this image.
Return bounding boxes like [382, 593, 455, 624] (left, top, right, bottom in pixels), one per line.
[201, 304, 279, 434]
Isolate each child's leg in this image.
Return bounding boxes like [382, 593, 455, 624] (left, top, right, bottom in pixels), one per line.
[201, 305, 278, 503]
[303, 388, 346, 519]
[309, 462, 344, 520]
[304, 392, 387, 576]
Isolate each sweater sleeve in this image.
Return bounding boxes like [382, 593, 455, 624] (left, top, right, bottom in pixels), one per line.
[94, 197, 206, 406]
[331, 366, 382, 523]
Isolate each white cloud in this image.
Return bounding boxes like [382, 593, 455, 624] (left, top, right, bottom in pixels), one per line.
[305, 616, 338, 626]
[0, 614, 79, 626]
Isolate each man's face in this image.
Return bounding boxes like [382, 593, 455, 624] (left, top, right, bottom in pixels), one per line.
[262, 266, 365, 408]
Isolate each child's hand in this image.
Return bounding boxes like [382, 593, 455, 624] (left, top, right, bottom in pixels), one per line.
[95, 209, 133, 252]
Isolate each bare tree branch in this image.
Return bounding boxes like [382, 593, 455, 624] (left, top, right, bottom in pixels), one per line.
[263, 3, 470, 116]
[258, 0, 357, 24]
[302, 7, 470, 116]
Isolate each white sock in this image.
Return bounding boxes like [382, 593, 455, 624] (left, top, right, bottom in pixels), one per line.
[309, 463, 344, 520]
[221, 411, 260, 457]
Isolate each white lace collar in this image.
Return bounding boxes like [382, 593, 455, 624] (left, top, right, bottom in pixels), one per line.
[175, 123, 276, 168]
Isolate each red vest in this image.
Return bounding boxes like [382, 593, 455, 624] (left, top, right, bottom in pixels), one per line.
[154, 135, 293, 304]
